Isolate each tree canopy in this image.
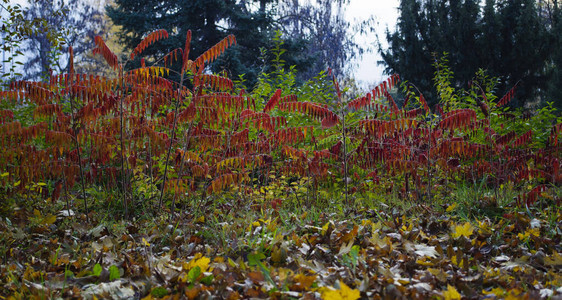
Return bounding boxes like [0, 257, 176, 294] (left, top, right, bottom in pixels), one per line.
[106, 0, 361, 88]
[21, 0, 103, 81]
[379, 0, 561, 109]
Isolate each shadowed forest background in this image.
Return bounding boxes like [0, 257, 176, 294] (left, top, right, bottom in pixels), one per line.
[3, 0, 562, 110]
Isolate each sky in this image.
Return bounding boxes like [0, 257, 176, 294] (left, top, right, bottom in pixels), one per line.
[345, 0, 400, 88]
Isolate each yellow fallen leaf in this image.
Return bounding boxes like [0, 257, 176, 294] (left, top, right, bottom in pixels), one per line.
[446, 203, 457, 212]
[42, 214, 57, 225]
[321, 281, 360, 300]
[451, 222, 474, 239]
[545, 252, 562, 267]
[271, 244, 288, 265]
[321, 221, 334, 236]
[443, 284, 461, 300]
[483, 287, 505, 297]
[183, 253, 210, 273]
[178, 272, 188, 283]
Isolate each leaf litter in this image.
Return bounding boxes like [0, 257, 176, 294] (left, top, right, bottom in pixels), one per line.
[0, 204, 560, 299]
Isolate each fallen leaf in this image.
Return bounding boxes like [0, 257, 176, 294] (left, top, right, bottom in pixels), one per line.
[321, 281, 360, 300]
[443, 284, 461, 300]
[184, 253, 210, 273]
[414, 244, 439, 258]
[544, 252, 562, 267]
[452, 222, 474, 239]
[292, 273, 316, 291]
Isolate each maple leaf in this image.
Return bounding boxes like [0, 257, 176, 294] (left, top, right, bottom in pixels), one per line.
[321, 281, 360, 300]
[451, 222, 474, 239]
[443, 284, 461, 300]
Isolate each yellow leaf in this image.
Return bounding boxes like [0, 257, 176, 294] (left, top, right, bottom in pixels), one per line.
[321, 221, 334, 236]
[42, 214, 57, 225]
[183, 253, 210, 273]
[528, 228, 540, 237]
[483, 287, 505, 297]
[271, 244, 288, 265]
[446, 203, 457, 212]
[443, 284, 461, 300]
[142, 238, 150, 247]
[545, 252, 562, 267]
[321, 281, 360, 300]
[178, 272, 188, 283]
[427, 268, 447, 282]
[196, 216, 205, 223]
[451, 222, 474, 239]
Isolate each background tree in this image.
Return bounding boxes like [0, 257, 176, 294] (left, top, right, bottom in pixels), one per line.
[108, 0, 272, 85]
[379, 0, 557, 109]
[107, 0, 362, 88]
[278, 0, 363, 80]
[543, 1, 562, 108]
[21, 0, 104, 81]
[0, 0, 67, 85]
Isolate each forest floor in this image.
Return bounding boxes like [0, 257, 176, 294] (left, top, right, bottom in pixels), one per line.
[0, 194, 561, 299]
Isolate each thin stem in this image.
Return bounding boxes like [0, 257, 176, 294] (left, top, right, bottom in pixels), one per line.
[67, 65, 89, 221]
[158, 71, 189, 209]
[119, 67, 128, 219]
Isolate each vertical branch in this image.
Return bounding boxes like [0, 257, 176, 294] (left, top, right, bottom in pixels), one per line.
[426, 113, 433, 203]
[169, 119, 194, 217]
[118, 66, 129, 219]
[158, 73, 188, 210]
[329, 69, 348, 206]
[67, 46, 89, 221]
[160, 30, 192, 211]
[341, 108, 349, 206]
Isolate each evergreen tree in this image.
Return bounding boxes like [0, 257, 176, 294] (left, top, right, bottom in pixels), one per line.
[107, 0, 305, 86]
[545, 1, 562, 108]
[495, 0, 550, 107]
[379, 0, 555, 108]
[107, 0, 362, 87]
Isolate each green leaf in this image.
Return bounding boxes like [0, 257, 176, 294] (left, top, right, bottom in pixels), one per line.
[151, 286, 168, 298]
[201, 275, 213, 285]
[92, 263, 102, 276]
[248, 252, 266, 266]
[187, 266, 201, 283]
[109, 265, 120, 281]
[350, 245, 360, 266]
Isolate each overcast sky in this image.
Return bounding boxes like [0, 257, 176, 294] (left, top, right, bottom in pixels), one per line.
[346, 0, 400, 88]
